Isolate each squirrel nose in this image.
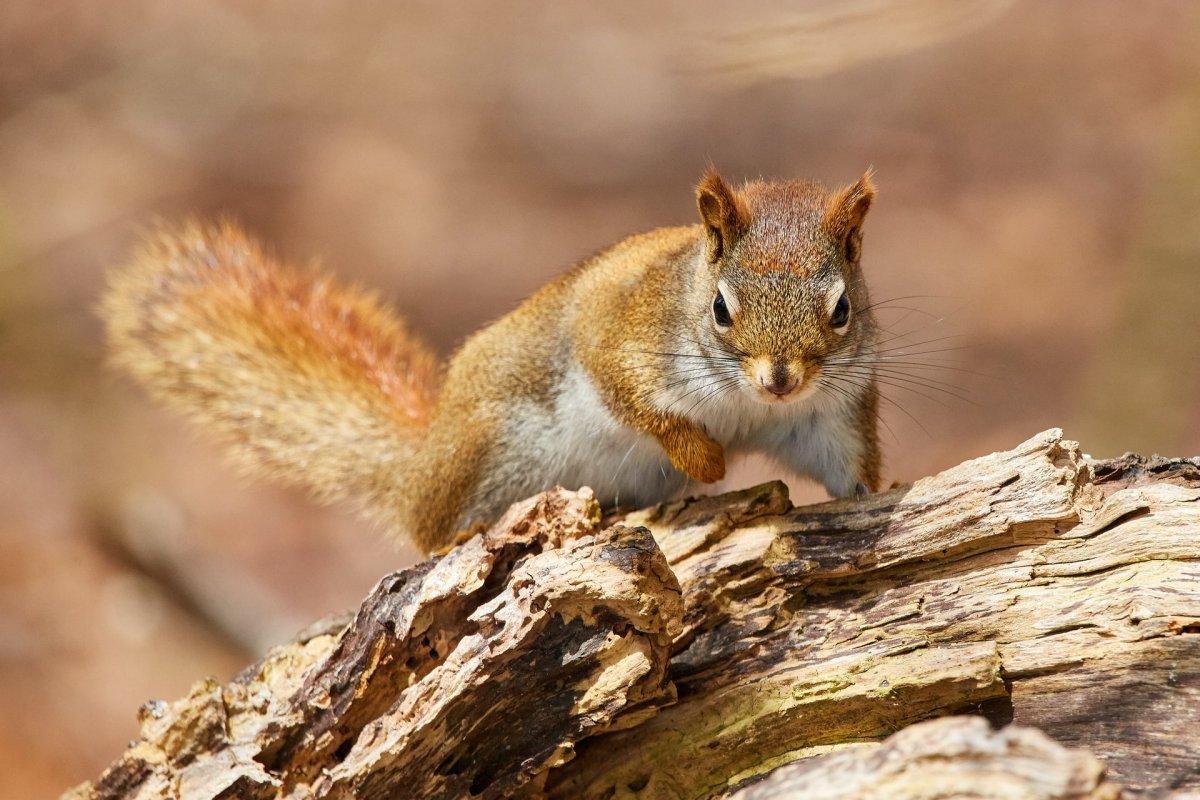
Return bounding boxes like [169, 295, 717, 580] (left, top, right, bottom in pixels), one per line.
[760, 375, 797, 396]
[757, 358, 798, 396]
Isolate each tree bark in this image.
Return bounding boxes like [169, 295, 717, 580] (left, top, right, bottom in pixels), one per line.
[65, 430, 1200, 800]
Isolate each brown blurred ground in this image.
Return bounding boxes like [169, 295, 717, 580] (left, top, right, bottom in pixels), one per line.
[2, 0, 1199, 794]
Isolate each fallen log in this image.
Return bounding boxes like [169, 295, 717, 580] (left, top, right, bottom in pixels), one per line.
[65, 430, 1200, 799]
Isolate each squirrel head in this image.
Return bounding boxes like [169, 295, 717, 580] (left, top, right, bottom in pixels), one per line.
[692, 167, 876, 404]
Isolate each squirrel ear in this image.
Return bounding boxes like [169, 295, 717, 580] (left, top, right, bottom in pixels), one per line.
[696, 168, 748, 262]
[823, 170, 876, 263]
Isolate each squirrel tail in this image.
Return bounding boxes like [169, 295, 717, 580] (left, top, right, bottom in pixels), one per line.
[103, 221, 441, 532]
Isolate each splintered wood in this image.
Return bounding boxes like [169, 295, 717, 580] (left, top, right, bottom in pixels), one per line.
[67, 430, 1200, 799]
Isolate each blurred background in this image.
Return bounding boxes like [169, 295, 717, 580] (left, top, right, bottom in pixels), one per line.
[2, 0, 1199, 793]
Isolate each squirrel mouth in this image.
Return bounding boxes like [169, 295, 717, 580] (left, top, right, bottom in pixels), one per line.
[750, 365, 821, 405]
[761, 383, 797, 400]
[754, 379, 806, 404]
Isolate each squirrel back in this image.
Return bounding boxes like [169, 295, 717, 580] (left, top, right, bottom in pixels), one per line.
[103, 222, 441, 531]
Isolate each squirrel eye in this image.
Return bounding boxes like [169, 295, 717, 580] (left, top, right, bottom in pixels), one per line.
[712, 290, 733, 328]
[830, 292, 851, 331]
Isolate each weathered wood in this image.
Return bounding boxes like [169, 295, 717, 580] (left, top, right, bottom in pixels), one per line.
[550, 431, 1200, 798]
[66, 430, 1200, 800]
[724, 716, 1121, 800]
[67, 490, 682, 799]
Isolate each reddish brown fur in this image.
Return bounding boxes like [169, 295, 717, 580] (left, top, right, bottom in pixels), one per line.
[697, 167, 750, 262]
[106, 171, 882, 553]
[822, 170, 876, 262]
[570, 228, 732, 483]
[104, 221, 440, 532]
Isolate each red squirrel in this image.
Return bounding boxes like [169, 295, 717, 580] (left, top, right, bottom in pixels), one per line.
[104, 168, 881, 553]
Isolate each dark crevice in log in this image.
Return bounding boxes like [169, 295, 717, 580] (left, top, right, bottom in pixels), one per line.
[1091, 453, 1200, 493]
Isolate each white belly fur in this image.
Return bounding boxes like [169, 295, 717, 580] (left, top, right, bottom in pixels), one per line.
[484, 364, 859, 520]
[488, 367, 684, 514]
[654, 363, 863, 497]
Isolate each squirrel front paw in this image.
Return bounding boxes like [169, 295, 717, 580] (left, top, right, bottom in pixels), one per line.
[660, 422, 726, 484]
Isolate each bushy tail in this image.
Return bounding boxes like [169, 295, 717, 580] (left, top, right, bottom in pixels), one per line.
[103, 221, 441, 531]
